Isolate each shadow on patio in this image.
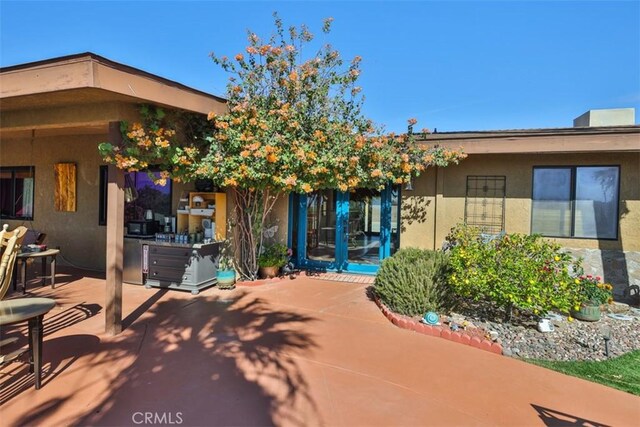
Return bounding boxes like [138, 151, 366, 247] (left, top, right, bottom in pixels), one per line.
[1, 277, 321, 427]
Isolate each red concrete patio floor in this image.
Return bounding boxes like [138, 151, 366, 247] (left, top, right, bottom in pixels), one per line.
[1, 268, 638, 426]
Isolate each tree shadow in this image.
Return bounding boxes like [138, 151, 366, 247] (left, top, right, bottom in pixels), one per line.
[10, 290, 321, 426]
[400, 197, 431, 233]
[530, 403, 611, 427]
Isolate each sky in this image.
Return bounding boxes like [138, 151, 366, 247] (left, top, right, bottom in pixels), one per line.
[1, 1, 639, 132]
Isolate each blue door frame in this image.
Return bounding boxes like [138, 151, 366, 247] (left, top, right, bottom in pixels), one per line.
[288, 187, 395, 274]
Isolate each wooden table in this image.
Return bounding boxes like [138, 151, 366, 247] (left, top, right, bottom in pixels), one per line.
[0, 298, 56, 389]
[14, 249, 60, 294]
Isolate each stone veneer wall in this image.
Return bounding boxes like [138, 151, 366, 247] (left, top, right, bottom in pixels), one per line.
[567, 248, 640, 302]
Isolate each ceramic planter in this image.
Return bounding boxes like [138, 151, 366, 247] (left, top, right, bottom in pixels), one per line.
[259, 266, 279, 279]
[217, 269, 236, 289]
[571, 303, 601, 322]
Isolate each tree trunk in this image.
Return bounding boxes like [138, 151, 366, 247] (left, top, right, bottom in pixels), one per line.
[231, 188, 279, 281]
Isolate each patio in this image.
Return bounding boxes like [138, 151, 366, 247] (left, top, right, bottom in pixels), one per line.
[1, 268, 638, 426]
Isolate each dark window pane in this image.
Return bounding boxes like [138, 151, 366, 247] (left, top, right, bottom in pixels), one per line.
[532, 168, 572, 237]
[0, 167, 34, 219]
[575, 167, 619, 239]
[0, 170, 12, 216]
[99, 166, 108, 225]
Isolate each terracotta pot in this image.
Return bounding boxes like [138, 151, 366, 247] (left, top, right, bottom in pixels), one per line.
[571, 303, 601, 322]
[259, 266, 279, 279]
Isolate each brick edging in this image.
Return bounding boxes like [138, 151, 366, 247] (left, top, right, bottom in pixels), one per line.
[373, 296, 503, 355]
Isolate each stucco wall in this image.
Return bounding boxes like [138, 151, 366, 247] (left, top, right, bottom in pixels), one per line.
[0, 132, 195, 271]
[399, 152, 640, 296]
[400, 152, 640, 252]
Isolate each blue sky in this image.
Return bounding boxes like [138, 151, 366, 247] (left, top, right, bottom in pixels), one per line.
[1, 1, 638, 132]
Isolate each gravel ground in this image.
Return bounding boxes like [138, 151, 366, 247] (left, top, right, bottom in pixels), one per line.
[443, 304, 640, 361]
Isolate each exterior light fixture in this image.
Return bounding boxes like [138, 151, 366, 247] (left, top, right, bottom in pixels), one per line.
[404, 179, 414, 191]
[600, 324, 612, 357]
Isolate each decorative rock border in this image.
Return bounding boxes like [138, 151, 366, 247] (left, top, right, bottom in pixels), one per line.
[374, 297, 503, 355]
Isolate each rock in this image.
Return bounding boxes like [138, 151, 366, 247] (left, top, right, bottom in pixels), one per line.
[607, 302, 630, 314]
[440, 300, 640, 362]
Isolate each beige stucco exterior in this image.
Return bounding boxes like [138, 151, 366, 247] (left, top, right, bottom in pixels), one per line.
[401, 152, 640, 252]
[0, 130, 196, 270]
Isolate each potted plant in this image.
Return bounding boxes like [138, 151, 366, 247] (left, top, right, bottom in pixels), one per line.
[571, 274, 613, 321]
[216, 241, 236, 290]
[258, 243, 288, 279]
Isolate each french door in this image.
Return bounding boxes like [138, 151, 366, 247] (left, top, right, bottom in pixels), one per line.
[290, 187, 400, 274]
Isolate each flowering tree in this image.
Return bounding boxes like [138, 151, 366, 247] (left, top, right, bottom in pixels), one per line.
[99, 15, 466, 280]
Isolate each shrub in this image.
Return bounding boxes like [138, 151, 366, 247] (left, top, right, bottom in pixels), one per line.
[446, 223, 583, 319]
[258, 243, 289, 268]
[374, 248, 452, 316]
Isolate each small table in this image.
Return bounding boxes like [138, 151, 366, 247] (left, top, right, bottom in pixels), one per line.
[0, 298, 56, 389]
[15, 249, 60, 294]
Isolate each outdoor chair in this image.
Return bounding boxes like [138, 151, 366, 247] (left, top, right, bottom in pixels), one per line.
[0, 225, 29, 365]
[0, 225, 56, 390]
[0, 225, 28, 300]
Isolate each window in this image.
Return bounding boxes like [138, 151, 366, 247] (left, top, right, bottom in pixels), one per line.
[464, 176, 506, 234]
[124, 171, 172, 223]
[98, 167, 172, 225]
[0, 166, 35, 219]
[531, 166, 619, 239]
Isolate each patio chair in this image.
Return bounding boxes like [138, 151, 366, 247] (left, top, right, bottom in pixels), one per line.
[0, 225, 28, 300]
[0, 225, 30, 368]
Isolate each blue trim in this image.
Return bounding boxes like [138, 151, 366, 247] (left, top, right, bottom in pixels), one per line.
[296, 194, 308, 267]
[336, 191, 349, 271]
[380, 185, 392, 259]
[287, 193, 294, 250]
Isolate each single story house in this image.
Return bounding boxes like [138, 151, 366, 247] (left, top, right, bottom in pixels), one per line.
[2, 53, 639, 309]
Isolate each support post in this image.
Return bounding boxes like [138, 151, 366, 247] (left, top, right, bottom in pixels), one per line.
[106, 122, 125, 335]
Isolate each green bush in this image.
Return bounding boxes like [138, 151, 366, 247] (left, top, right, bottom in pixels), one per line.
[374, 248, 452, 316]
[446, 223, 583, 319]
[258, 243, 289, 268]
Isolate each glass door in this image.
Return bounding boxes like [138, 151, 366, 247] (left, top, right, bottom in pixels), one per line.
[305, 189, 338, 266]
[293, 186, 399, 273]
[343, 188, 382, 273]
